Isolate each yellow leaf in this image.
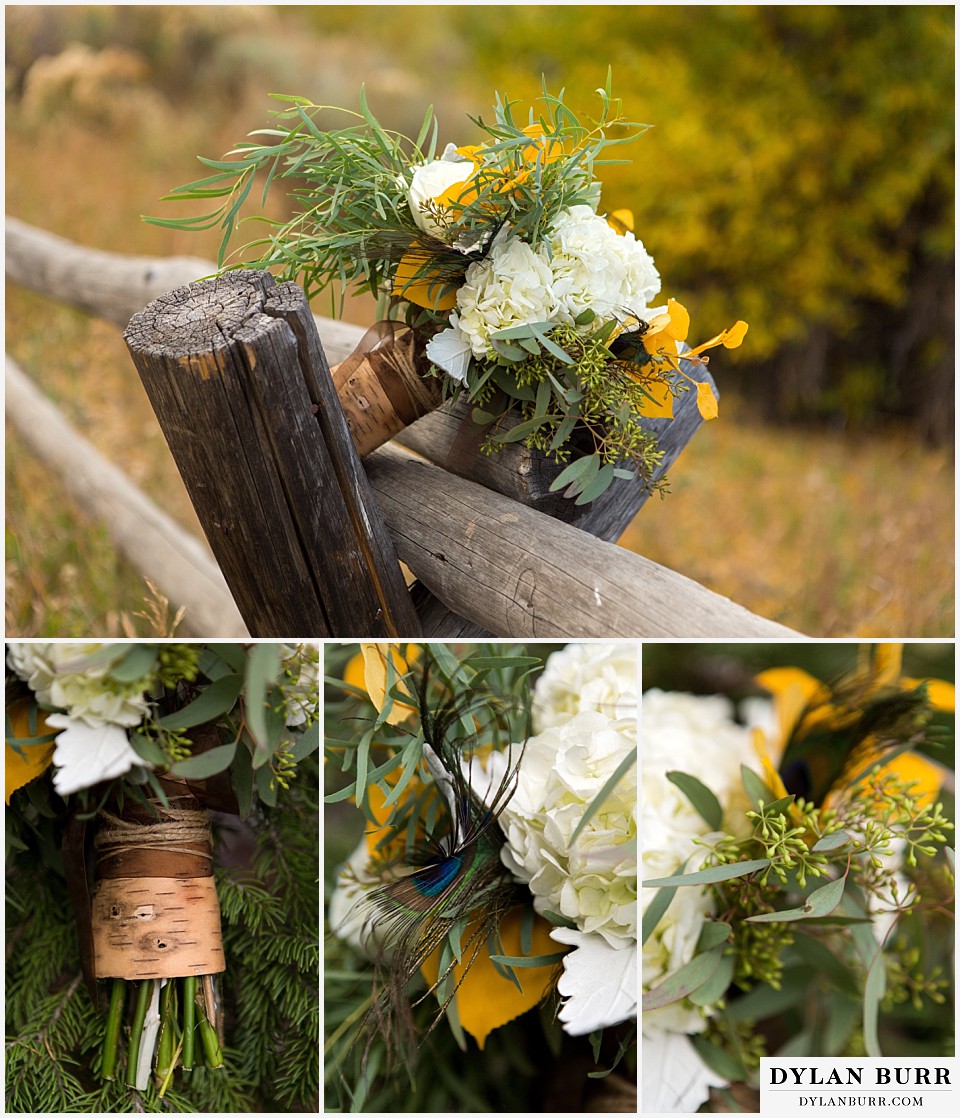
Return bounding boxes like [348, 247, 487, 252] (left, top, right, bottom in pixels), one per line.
[722, 320, 749, 348]
[696, 381, 719, 420]
[636, 378, 674, 418]
[360, 643, 419, 725]
[755, 667, 828, 743]
[5, 698, 56, 803]
[392, 249, 458, 311]
[420, 907, 564, 1050]
[902, 677, 955, 713]
[867, 749, 943, 810]
[665, 298, 690, 341]
[343, 650, 365, 692]
[607, 208, 635, 235]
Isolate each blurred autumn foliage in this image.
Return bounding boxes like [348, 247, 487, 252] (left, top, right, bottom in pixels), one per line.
[8, 5, 952, 437]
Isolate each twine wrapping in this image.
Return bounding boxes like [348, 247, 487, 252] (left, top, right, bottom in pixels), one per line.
[94, 801, 214, 866]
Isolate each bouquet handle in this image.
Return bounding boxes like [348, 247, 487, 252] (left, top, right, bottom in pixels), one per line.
[330, 322, 442, 456]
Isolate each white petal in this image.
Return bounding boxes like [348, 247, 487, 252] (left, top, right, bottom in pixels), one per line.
[549, 926, 637, 1035]
[425, 324, 472, 384]
[45, 714, 145, 796]
[641, 1030, 727, 1113]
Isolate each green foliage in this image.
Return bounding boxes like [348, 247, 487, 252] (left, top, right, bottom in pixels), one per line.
[5, 756, 320, 1113]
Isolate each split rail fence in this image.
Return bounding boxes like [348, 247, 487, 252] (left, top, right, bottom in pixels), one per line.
[6, 216, 798, 639]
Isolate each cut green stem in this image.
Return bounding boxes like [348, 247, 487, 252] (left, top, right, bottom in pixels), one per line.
[100, 978, 126, 1081]
[125, 979, 153, 1088]
[182, 976, 196, 1071]
[154, 981, 175, 1088]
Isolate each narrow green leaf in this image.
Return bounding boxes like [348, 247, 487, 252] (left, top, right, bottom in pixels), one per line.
[667, 770, 723, 830]
[109, 646, 159, 682]
[574, 461, 617, 505]
[548, 454, 594, 492]
[741, 764, 776, 808]
[696, 921, 732, 952]
[746, 873, 847, 923]
[245, 644, 283, 750]
[641, 882, 678, 947]
[687, 952, 735, 1007]
[643, 858, 770, 889]
[568, 746, 636, 846]
[863, 952, 886, 1057]
[487, 951, 568, 968]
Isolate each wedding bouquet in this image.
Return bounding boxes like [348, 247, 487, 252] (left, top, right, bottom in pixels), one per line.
[5, 642, 319, 1104]
[642, 646, 954, 1113]
[153, 77, 747, 504]
[324, 641, 637, 1111]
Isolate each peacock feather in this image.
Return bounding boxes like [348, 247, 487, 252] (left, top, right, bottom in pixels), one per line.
[772, 646, 948, 807]
[348, 646, 540, 1064]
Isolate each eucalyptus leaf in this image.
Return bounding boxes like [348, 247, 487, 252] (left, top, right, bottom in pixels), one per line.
[641, 882, 678, 947]
[741, 764, 776, 808]
[109, 646, 159, 683]
[687, 952, 735, 1007]
[642, 947, 724, 1011]
[245, 644, 283, 750]
[168, 740, 238, 780]
[666, 770, 723, 830]
[157, 674, 243, 730]
[812, 830, 852, 852]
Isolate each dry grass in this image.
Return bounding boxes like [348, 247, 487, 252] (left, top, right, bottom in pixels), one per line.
[4, 19, 954, 638]
[621, 394, 954, 636]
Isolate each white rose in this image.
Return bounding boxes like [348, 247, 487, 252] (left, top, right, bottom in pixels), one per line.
[407, 143, 475, 240]
[534, 642, 637, 731]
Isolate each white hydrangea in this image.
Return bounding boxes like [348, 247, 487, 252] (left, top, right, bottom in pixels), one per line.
[533, 641, 637, 731]
[454, 233, 557, 358]
[548, 205, 660, 327]
[498, 709, 637, 945]
[6, 643, 150, 727]
[641, 690, 758, 1038]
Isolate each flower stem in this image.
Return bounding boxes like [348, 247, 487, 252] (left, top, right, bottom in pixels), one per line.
[125, 979, 152, 1088]
[100, 978, 126, 1081]
[154, 980, 175, 1088]
[182, 976, 196, 1071]
[196, 985, 224, 1069]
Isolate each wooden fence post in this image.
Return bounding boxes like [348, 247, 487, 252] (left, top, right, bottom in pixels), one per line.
[124, 270, 420, 638]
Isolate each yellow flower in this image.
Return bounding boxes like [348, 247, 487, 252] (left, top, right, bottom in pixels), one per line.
[632, 300, 747, 421]
[420, 906, 564, 1049]
[5, 698, 57, 803]
[606, 209, 635, 235]
[755, 645, 951, 811]
[392, 249, 458, 311]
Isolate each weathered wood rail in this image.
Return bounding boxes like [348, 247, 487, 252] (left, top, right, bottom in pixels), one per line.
[6, 217, 800, 638]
